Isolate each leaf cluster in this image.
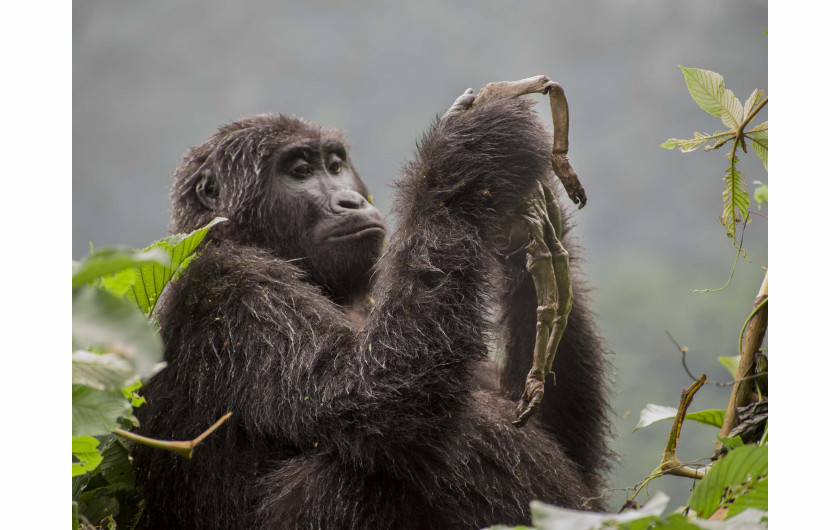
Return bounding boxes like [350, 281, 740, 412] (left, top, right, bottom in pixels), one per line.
[661, 67, 767, 242]
[72, 218, 225, 529]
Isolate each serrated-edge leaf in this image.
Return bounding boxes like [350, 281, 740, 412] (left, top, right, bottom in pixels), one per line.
[103, 217, 227, 316]
[721, 157, 750, 238]
[743, 89, 765, 114]
[748, 121, 768, 134]
[688, 444, 768, 517]
[72, 247, 169, 289]
[662, 131, 734, 153]
[679, 66, 725, 117]
[749, 126, 768, 171]
[720, 88, 744, 129]
[72, 436, 103, 476]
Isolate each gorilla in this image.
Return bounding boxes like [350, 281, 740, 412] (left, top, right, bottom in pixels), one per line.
[133, 84, 611, 529]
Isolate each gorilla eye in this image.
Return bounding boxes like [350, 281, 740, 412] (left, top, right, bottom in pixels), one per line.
[329, 160, 343, 174]
[290, 162, 312, 178]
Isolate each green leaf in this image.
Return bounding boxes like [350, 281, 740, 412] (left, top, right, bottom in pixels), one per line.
[719, 88, 744, 129]
[634, 404, 677, 431]
[122, 379, 147, 407]
[72, 385, 132, 438]
[744, 89, 765, 114]
[100, 217, 226, 317]
[530, 491, 669, 528]
[754, 184, 768, 209]
[72, 286, 163, 380]
[688, 444, 768, 517]
[99, 437, 135, 487]
[727, 477, 768, 518]
[72, 350, 138, 391]
[717, 435, 745, 451]
[720, 155, 750, 239]
[634, 404, 724, 431]
[748, 122, 768, 170]
[661, 131, 734, 153]
[77, 486, 120, 529]
[686, 409, 725, 428]
[72, 436, 103, 477]
[72, 247, 169, 290]
[679, 66, 725, 117]
[718, 355, 740, 379]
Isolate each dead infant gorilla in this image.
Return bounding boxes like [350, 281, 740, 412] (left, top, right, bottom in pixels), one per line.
[133, 90, 611, 529]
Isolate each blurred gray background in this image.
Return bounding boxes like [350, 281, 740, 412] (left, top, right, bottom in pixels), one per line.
[73, 0, 768, 513]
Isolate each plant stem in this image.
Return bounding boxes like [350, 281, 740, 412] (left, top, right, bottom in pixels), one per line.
[719, 271, 768, 441]
[114, 411, 232, 459]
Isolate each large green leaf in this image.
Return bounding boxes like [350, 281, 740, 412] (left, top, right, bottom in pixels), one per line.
[72, 286, 163, 382]
[99, 437, 135, 487]
[100, 217, 226, 317]
[72, 436, 103, 477]
[721, 156, 750, 239]
[688, 444, 768, 517]
[72, 247, 168, 289]
[72, 350, 138, 391]
[679, 66, 744, 129]
[727, 477, 768, 518]
[634, 404, 725, 431]
[72, 385, 132, 438]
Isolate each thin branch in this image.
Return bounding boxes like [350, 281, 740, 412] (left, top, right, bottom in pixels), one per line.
[629, 374, 708, 503]
[665, 330, 767, 387]
[693, 212, 750, 294]
[114, 412, 233, 459]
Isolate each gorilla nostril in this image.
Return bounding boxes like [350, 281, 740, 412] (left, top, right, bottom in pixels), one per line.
[331, 190, 366, 212]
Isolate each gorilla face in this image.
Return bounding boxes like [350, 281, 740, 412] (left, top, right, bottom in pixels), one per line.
[177, 115, 386, 304]
[265, 137, 386, 301]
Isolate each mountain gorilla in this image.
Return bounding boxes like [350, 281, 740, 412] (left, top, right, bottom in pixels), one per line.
[133, 84, 611, 529]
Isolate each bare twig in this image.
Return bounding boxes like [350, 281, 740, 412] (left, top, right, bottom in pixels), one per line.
[665, 330, 767, 387]
[629, 374, 709, 503]
[114, 412, 233, 459]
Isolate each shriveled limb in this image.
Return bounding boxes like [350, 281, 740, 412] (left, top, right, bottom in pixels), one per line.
[513, 184, 574, 427]
[446, 76, 585, 426]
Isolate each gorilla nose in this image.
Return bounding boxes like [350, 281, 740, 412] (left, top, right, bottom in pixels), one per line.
[330, 190, 368, 212]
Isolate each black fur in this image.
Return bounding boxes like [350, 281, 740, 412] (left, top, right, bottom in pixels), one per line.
[134, 98, 611, 529]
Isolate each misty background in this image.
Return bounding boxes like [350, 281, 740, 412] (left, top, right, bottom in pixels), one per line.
[73, 0, 768, 513]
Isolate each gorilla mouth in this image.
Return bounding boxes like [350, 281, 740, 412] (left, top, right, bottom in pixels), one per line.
[325, 222, 386, 242]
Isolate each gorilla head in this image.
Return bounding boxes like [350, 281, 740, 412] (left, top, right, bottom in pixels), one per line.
[170, 114, 386, 303]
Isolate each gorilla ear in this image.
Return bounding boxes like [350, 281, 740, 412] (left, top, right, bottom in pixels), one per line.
[195, 169, 222, 210]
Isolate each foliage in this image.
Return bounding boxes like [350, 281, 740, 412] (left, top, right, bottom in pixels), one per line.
[661, 67, 767, 243]
[72, 218, 225, 529]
